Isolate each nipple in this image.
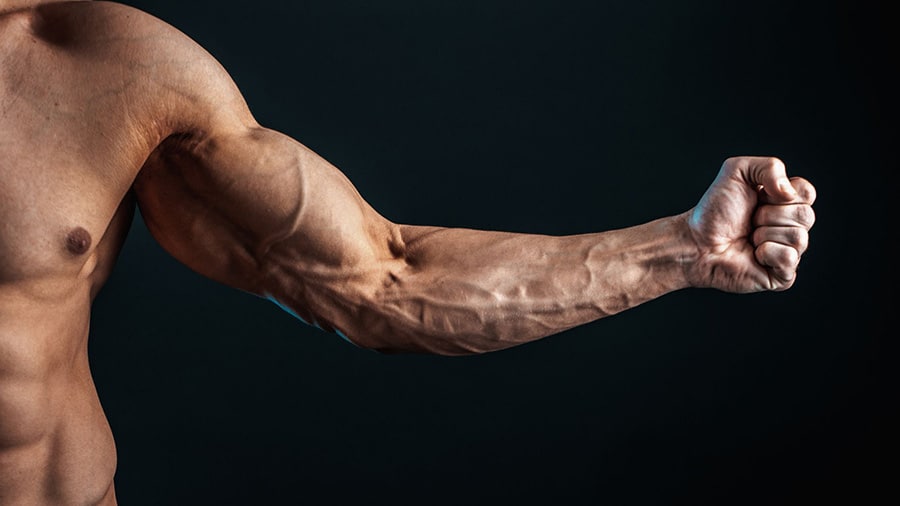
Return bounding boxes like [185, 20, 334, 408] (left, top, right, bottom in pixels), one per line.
[65, 227, 92, 255]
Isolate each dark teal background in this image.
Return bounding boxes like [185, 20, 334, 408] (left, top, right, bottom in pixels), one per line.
[89, 1, 894, 504]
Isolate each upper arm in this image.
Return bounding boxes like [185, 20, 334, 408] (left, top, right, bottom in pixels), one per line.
[135, 125, 400, 296]
[131, 15, 403, 319]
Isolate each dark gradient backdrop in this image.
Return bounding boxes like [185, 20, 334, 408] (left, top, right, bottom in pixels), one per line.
[88, 1, 895, 504]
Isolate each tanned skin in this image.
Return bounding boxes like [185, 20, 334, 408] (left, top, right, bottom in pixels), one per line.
[0, 0, 817, 504]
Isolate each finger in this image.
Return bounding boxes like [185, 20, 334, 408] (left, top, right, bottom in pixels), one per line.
[738, 156, 798, 202]
[754, 241, 800, 286]
[758, 176, 817, 205]
[753, 203, 816, 229]
[752, 225, 809, 254]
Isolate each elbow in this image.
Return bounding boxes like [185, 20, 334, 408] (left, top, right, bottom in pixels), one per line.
[267, 260, 513, 357]
[269, 222, 505, 357]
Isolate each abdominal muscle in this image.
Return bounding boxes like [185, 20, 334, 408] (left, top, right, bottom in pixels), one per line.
[0, 282, 117, 506]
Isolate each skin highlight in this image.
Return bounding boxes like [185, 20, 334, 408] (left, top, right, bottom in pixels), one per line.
[0, 0, 816, 504]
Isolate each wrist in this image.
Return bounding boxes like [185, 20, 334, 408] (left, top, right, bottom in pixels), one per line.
[656, 211, 701, 291]
[584, 211, 701, 309]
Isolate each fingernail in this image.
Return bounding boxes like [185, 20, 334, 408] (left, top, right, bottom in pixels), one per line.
[778, 179, 797, 196]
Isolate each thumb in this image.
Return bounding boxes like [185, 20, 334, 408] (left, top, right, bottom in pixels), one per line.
[743, 157, 798, 202]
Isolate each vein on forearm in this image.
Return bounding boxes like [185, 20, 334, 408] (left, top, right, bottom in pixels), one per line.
[263, 215, 694, 356]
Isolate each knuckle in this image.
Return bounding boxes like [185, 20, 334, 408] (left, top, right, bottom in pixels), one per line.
[760, 241, 796, 266]
[792, 228, 809, 251]
[804, 206, 816, 227]
[776, 246, 798, 265]
[794, 205, 815, 226]
[721, 156, 743, 175]
[784, 226, 799, 243]
[783, 227, 799, 243]
[793, 177, 817, 203]
[766, 156, 786, 172]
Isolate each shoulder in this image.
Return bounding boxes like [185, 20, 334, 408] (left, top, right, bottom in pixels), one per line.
[33, 1, 200, 61]
[34, 1, 255, 136]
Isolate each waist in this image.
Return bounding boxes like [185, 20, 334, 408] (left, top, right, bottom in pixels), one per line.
[0, 271, 115, 503]
[0, 284, 94, 446]
[0, 371, 117, 505]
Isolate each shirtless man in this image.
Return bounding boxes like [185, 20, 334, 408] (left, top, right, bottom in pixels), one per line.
[0, 0, 817, 503]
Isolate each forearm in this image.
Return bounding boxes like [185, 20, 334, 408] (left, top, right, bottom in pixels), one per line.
[266, 212, 699, 356]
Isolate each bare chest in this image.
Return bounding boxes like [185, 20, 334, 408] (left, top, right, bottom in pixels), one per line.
[1, 33, 134, 285]
[0, 9, 161, 286]
[0, 112, 137, 288]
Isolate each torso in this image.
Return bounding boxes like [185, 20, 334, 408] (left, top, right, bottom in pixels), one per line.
[0, 2, 190, 503]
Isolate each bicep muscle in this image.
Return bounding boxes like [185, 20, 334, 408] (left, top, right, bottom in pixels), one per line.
[135, 126, 398, 298]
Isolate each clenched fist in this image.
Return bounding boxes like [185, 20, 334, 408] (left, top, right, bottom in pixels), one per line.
[686, 156, 817, 293]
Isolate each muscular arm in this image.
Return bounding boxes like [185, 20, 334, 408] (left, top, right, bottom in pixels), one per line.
[136, 124, 814, 355]
[135, 126, 686, 354]
[133, 21, 815, 356]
